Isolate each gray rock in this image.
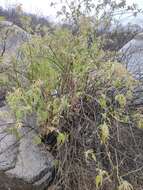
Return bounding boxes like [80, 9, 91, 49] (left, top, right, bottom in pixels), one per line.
[131, 85, 143, 106]
[0, 21, 29, 56]
[0, 90, 6, 107]
[0, 21, 31, 88]
[119, 33, 143, 80]
[0, 106, 54, 190]
[0, 106, 17, 171]
[6, 130, 53, 183]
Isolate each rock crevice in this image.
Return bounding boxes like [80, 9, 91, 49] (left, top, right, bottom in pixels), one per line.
[0, 105, 54, 190]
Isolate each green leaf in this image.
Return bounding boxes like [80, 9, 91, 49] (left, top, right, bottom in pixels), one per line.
[133, 113, 143, 129]
[99, 122, 109, 144]
[57, 132, 67, 145]
[118, 180, 133, 190]
[53, 159, 60, 168]
[115, 94, 126, 107]
[15, 110, 24, 120]
[95, 174, 102, 189]
[137, 118, 143, 129]
[60, 96, 69, 110]
[33, 135, 42, 145]
[95, 169, 108, 189]
[99, 94, 106, 108]
[85, 149, 96, 162]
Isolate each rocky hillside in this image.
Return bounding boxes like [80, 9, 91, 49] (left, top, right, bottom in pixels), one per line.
[0, 13, 143, 190]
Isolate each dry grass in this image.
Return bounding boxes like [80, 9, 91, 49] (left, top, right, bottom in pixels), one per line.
[46, 86, 143, 190]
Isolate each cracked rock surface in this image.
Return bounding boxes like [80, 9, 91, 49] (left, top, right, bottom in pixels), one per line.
[119, 33, 143, 80]
[0, 105, 54, 190]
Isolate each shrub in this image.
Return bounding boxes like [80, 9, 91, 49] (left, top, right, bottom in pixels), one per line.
[1, 1, 143, 190]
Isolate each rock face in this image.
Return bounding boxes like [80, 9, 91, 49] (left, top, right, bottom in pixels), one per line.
[119, 33, 143, 80]
[0, 21, 29, 56]
[0, 21, 31, 93]
[132, 85, 143, 106]
[0, 105, 54, 190]
[0, 20, 30, 79]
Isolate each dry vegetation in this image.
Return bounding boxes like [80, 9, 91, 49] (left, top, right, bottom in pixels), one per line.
[0, 1, 143, 190]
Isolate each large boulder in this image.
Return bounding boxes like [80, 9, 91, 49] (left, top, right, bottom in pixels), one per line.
[0, 21, 29, 57]
[119, 33, 143, 80]
[0, 105, 54, 190]
[0, 21, 31, 92]
[0, 21, 30, 82]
